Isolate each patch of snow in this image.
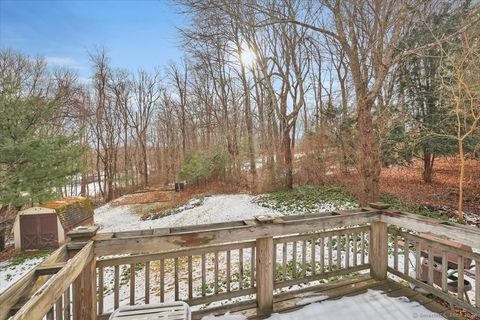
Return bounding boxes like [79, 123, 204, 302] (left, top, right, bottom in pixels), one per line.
[456, 211, 480, 225]
[95, 194, 279, 232]
[201, 289, 445, 320]
[94, 203, 140, 232]
[64, 181, 101, 197]
[175, 197, 205, 211]
[266, 289, 445, 320]
[159, 194, 278, 227]
[0, 255, 46, 294]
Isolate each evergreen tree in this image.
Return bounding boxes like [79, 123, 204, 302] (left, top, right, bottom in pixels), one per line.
[0, 56, 84, 206]
[397, 1, 471, 182]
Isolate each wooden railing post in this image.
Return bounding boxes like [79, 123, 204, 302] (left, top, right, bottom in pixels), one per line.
[67, 226, 99, 320]
[369, 203, 389, 280]
[256, 236, 274, 316]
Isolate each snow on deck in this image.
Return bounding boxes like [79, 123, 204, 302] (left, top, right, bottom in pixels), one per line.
[202, 289, 445, 320]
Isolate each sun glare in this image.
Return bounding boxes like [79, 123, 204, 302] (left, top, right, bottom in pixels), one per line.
[240, 47, 256, 67]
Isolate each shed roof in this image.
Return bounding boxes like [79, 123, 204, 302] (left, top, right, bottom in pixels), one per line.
[19, 207, 56, 215]
[43, 197, 93, 230]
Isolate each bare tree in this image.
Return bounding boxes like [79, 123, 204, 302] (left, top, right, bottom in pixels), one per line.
[437, 27, 480, 222]
[129, 69, 162, 187]
[90, 50, 122, 201]
[169, 62, 189, 159]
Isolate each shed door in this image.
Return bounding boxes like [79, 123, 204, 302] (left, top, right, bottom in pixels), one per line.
[20, 214, 58, 250]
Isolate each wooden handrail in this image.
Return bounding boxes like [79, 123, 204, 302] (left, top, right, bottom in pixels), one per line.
[273, 225, 370, 243]
[96, 240, 256, 267]
[381, 209, 480, 247]
[93, 209, 380, 256]
[389, 228, 480, 262]
[11, 242, 94, 320]
[0, 244, 68, 320]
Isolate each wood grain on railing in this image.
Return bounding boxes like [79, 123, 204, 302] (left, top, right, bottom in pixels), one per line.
[0, 245, 68, 320]
[11, 242, 93, 320]
[94, 210, 379, 256]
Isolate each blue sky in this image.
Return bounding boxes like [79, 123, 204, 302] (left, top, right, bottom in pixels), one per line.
[0, 0, 186, 80]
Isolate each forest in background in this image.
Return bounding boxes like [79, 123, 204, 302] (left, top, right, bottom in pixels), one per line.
[1, 0, 479, 223]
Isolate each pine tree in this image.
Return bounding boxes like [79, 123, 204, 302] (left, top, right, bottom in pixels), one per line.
[397, 1, 471, 182]
[0, 78, 84, 206]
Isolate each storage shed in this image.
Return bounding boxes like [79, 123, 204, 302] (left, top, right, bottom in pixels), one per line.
[13, 197, 93, 250]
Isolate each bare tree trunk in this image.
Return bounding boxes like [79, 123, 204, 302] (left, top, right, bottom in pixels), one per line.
[357, 98, 381, 205]
[141, 134, 148, 187]
[423, 149, 434, 183]
[283, 128, 293, 189]
[235, 37, 257, 183]
[458, 141, 464, 223]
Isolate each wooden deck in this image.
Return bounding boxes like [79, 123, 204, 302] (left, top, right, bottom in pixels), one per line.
[2, 203, 480, 320]
[193, 275, 465, 320]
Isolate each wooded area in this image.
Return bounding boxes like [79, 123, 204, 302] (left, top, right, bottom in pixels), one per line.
[1, 0, 479, 220]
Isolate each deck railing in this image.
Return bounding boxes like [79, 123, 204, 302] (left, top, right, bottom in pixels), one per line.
[1, 203, 480, 319]
[95, 239, 258, 313]
[272, 225, 371, 289]
[387, 226, 480, 314]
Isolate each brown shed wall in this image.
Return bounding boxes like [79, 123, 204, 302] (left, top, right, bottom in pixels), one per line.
[19, 213, 58, 250]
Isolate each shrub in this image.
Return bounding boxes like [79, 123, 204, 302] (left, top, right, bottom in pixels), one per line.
[179, 150, 229, 185]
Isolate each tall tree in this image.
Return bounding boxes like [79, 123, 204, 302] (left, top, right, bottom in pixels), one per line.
[0, 50, 83, 206]
[398, 2, 468, 183]
[255, 0, 425, 203]
[130, 69, 161, 187]
[436, 17, 480, 222]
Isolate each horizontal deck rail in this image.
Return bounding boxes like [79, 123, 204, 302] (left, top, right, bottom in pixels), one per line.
[2, 204, 480, 319]
[92, 209, 380, 256]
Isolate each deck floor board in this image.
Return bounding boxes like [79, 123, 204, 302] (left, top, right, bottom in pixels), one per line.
[192, 277, 466, 320]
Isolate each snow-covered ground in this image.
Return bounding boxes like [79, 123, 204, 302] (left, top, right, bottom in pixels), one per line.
[63, 181, 101, 197]
[95, 194, 282, 232]
[0, 254, 47, 293]
[202, 289, 445, 319]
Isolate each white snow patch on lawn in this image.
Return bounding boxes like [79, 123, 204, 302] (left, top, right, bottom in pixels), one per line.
[158, 194, 278, 227]
[202, 289, 444, 320]
[0, 255, 47, 294]
[95, 194, 280, 232]
[94, 202, 140, 232]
